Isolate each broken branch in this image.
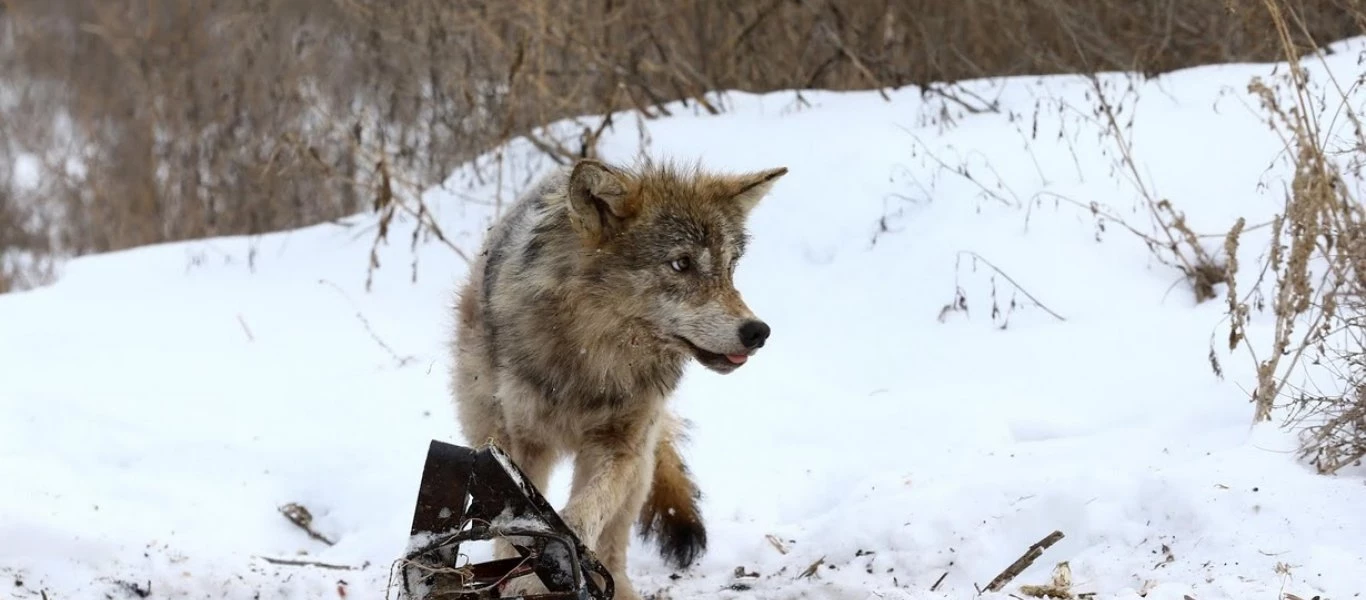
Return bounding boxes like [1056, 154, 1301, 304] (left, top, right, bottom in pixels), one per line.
[255, 556, 360, 570]
[930, 571, 949, 591]
[984, 530, 1066, 593]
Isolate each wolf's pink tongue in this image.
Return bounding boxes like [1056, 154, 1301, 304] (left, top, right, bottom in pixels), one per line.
[726, 354, 748, 365]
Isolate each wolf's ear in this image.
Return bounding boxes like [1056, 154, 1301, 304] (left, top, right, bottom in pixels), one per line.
[567, 159, 636, 243]
[727, 167, 788, 213]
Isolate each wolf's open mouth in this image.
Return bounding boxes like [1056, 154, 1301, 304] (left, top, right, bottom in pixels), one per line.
[677, 337, 749, 373]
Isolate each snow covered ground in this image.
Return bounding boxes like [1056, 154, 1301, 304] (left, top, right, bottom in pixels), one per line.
[3, 36, 1365, 600]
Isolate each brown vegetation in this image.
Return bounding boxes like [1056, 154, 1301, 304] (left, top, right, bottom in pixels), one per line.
[1225, 0, 1366, 474]
[0, 0, 1360, 267]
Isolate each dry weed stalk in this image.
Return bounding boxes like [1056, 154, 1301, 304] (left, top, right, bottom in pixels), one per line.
[1069, 46, 1228, 303]
[1224, 0, 1366, 473]
[904, 75, 1233, 309]
[939, 251, 1068, 328]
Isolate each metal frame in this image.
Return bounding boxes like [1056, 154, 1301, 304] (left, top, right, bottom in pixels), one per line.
[393, 440, 615, 600]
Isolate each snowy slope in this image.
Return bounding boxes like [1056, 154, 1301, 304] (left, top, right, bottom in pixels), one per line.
[3, 37, 1366, 600]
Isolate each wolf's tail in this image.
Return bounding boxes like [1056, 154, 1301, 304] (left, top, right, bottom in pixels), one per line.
[637, 414, 707, 570]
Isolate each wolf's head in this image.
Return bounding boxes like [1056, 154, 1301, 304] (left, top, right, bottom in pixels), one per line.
[564, 158, 787, 374]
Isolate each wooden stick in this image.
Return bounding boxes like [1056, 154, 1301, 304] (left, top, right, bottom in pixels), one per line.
[797, 556, 826, 579]
[255, 556, 360, 571]
[983, 530, 1065, 592]
[930, 571, 949, 591]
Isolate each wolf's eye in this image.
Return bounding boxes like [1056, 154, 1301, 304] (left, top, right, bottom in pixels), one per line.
[669, 256, 692, 273]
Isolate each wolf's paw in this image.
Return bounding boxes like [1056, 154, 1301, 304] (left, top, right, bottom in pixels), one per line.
[592, 566, 642, 600]
[608, 579, 642, 600]
[559, 506, 602, 550]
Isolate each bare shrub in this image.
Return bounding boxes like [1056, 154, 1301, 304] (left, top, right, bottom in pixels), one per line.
[0, 124, 52, 293]
[0, 196, 18, 293]
[0, 0, 1361, 281]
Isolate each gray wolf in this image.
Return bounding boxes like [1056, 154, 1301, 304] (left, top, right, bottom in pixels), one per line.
[449, 156, 786, 599]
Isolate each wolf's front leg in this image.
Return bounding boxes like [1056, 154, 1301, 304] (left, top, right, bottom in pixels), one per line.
[561, 446, 650, 599]
[561, 440, 650, 550]
[559, 430, 658, 600]
[591, 450, 655, 600]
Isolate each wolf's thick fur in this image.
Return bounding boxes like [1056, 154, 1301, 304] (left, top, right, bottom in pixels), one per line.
[450, 157, 785, 598]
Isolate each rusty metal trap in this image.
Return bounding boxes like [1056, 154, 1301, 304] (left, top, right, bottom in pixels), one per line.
[390, 440, 614, 600]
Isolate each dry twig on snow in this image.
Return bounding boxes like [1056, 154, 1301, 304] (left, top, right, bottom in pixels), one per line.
[983, 530, 1066, 593]
[278, 502, 336, 546]
[255, 556, 360, 571]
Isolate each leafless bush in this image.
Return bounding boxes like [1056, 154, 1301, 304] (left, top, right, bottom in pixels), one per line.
[0, 0, 1360, 281]
[1293, 345, 1366, 474]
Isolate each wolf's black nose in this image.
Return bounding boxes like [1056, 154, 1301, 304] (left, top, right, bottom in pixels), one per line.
[738, 320, 770, 350]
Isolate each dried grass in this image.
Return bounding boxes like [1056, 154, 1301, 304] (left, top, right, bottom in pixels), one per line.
[1221, 0, 1366, 473]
